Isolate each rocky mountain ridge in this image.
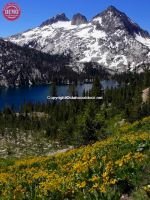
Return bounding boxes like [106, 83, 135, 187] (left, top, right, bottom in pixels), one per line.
[0, 39, 73, 87]
[7, 6, 150, 72]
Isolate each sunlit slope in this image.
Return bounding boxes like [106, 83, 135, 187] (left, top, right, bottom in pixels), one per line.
[0, 117, 150, 199]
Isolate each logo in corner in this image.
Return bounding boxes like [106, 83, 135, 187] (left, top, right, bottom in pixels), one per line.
[3, 2, 21, 21]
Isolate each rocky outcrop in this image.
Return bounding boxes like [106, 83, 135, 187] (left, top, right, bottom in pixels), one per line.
[40, 13, 69, 27]
[93, 5, 150, 37]
[142, 88, 150, 103]
[71, 13, 88, 25]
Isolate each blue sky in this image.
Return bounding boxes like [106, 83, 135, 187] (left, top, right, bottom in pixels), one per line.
[0, 0, 150, 37]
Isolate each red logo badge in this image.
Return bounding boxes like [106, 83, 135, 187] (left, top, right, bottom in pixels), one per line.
[3, 2, 21, 21]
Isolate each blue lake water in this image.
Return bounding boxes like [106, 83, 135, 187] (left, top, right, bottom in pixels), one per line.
[0, 80, 118, 111]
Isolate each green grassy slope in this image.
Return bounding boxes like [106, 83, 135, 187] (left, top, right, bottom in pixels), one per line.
[0, 117, 150, 200]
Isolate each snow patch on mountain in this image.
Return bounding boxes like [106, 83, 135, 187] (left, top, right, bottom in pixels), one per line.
[135, 34, 150, 48]
[92, 17, 103, 25]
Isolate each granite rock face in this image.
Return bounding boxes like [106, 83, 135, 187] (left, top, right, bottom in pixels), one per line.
[93, 6, 149, 37]
[40, 13, 69, 27]
[71, 13, 88, 25]
[0, 39, 71, 87]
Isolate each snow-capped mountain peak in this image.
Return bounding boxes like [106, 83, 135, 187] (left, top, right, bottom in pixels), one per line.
[93, 5, 149, 37]
[7, 6, 150, 72]
[40, 13, 69, 27]
[71, 13, 88, 25]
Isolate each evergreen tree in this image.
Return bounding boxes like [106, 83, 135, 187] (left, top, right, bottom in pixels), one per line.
[51, 82, 57, 97]
[91, 76, 103, 97]
[69, 84, 77, 96]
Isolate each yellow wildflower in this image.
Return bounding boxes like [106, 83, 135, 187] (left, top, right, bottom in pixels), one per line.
[91, 175, 99, 182]
[109, 179, 117, 185]
[92, 183, 99, 189]
[115, 159, 124, 167]
[76, 181, 86, 188]
[100, 184, 106, 193]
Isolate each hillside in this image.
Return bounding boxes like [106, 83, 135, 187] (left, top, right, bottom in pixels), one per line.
[0, 39, 79, 87]
[0, 38, 109, 87]
[0, 117, 149, 200]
